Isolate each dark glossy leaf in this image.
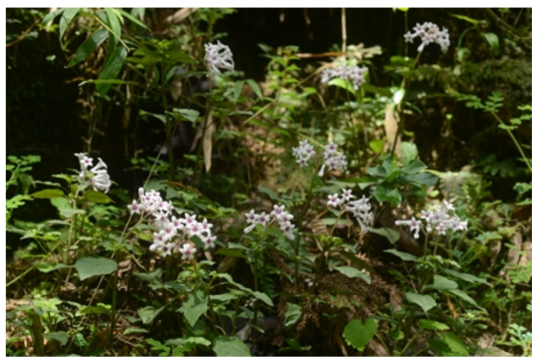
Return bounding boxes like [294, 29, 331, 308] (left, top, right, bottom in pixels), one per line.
[67, 29, 108, 68]
[59, 8, 80, 42]
[97, 47, 127, 96]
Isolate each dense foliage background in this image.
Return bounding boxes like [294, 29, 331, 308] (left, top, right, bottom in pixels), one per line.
[5, 8, 532, 356]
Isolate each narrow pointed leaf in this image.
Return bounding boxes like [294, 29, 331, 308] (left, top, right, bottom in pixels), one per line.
[67, 29, 108, 67]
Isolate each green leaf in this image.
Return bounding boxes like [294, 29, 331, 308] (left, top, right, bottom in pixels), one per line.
[402, 159, 426, 174]
[32, 189, 64, 199]
[215, 248, 248, 259]
[138, 305, 165, 324]
[233, 80, 244, 103]
[441, 268, 490, 286]
[419, 319, 449, 331]
[85, 190, 113, 204]
[124, 328, 149, 335]
[343, 318, 378, 351]
[334, 266, 371, 284]
[246, 79, 263, 100]
[252, 291, 274, 307]
[42, 8, 66, 25]
[36, 263, 71, 273]
[166, 336, 211, 347]
[74, 256, 118, 280]
[442, 332, 469, 356]
[384, 249, 418, 262]
[406, 292, 437, 313]
[425, 275, 458, 291]
[80, 304, 111, 316]
[59, 8, 80, 42]
[366, 165, 387, 177]
[178, 289, 208, 327]
[284, 302, 302, 328]
[213, 336, 251, 357]
[44, 331, 68, 346]
[401, 142, 418, 166]
[67, 29, 108, 67]
[328, 78, 356, 95]
[116, 8, 150, 30]
[97, 46, 128, 96]
[175, 108, 200, 122]
[368, 227, 400, 244]
[448, 289, 480, 308]
[369, 139, 384, 154]
[362, 83, 392, 97]
[374, 183, 402, 206]
[483, 32, 500, 56]
[104, 8, 121, 56]
[451, 13, 481, 26]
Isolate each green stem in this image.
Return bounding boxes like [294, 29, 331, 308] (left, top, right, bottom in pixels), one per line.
[491, 112, 532, 172]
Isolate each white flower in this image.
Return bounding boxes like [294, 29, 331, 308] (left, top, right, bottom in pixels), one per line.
[271, 204, 286, 219]
[202, 235, 217, 248]
[404, 22, 450, 53]
[327, 194, 342, 207]
[320, 65, 368, 90]
[179, 243, 197, 260]
[204, 41, 234, 73]
[128, 200, 142, 215]
[341, 189, 355, 202]
[395, 216, 422, 239]
[292, 139, 316, 167]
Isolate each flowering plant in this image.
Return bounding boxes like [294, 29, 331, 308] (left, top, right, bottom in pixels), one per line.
[404, 22, 450, 53]
[204, 40, 235, 74]
[74, 153, 112, 193]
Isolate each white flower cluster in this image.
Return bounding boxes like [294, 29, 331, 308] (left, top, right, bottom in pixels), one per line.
[318, 143, 348, 176]
[320, 65, 369, 90]
[404, 22, 450, 53]
[204, 41, 234, 73]
[74, 153, 112, 193]
[292, 140, 316, 167]
[395, 201, 467, 239]
[128, 188, 217, 260]
[244, 204, 295, 241]
[327, 189, 373, 233]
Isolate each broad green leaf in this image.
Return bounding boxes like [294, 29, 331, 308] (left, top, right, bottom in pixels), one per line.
[74, 256, 117, 280]
[425, 275, 458, 291]
[374, 183, 402, 206]
[59, 8, 80, 42]
[80, 304, 111, 316]
[403, 159, 426, 174]
[366, 165, 387, 177]
[419, 319, 449, 331]
[215, 248, 248, 259]
[368, 227, 400, 244]
[233, 80, 244, 103]
[166, 336, 211, 347]
[85, 190, 113, 204]
[44, 331, 68, 346]
[448, 289, 480, 308]
[105, 8, 121, 57]
[343, 318, 378, 351]
[369, 139, 384, 154]
[97, 47, 128, 96]
[328, 78, 356, 95]
[284, 302, 302, 328]
[401, 142, 418, 166]
[175, 108, 200, 122]
[67, 29, 108, 68]
[362, 83, 392, 97]
[36, 263, 71, 273]
[483, 32, 500, 56]
[124, 328, 149, 335]
[213, 336, 251, 357]
[138, 305, 165, 324]
[385, 249, 418, 262]
[32, 189, 64, 199]
[406, 292, 437, 313]
[42, 8, 66, 25]
[246, 79, 263, 100]
[334, 266, 371, 284]
[442, 332, 469, 356]
[441, 268, 490, 286]
[178, 289, 208, 327]
[252, 291, 274, 307]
